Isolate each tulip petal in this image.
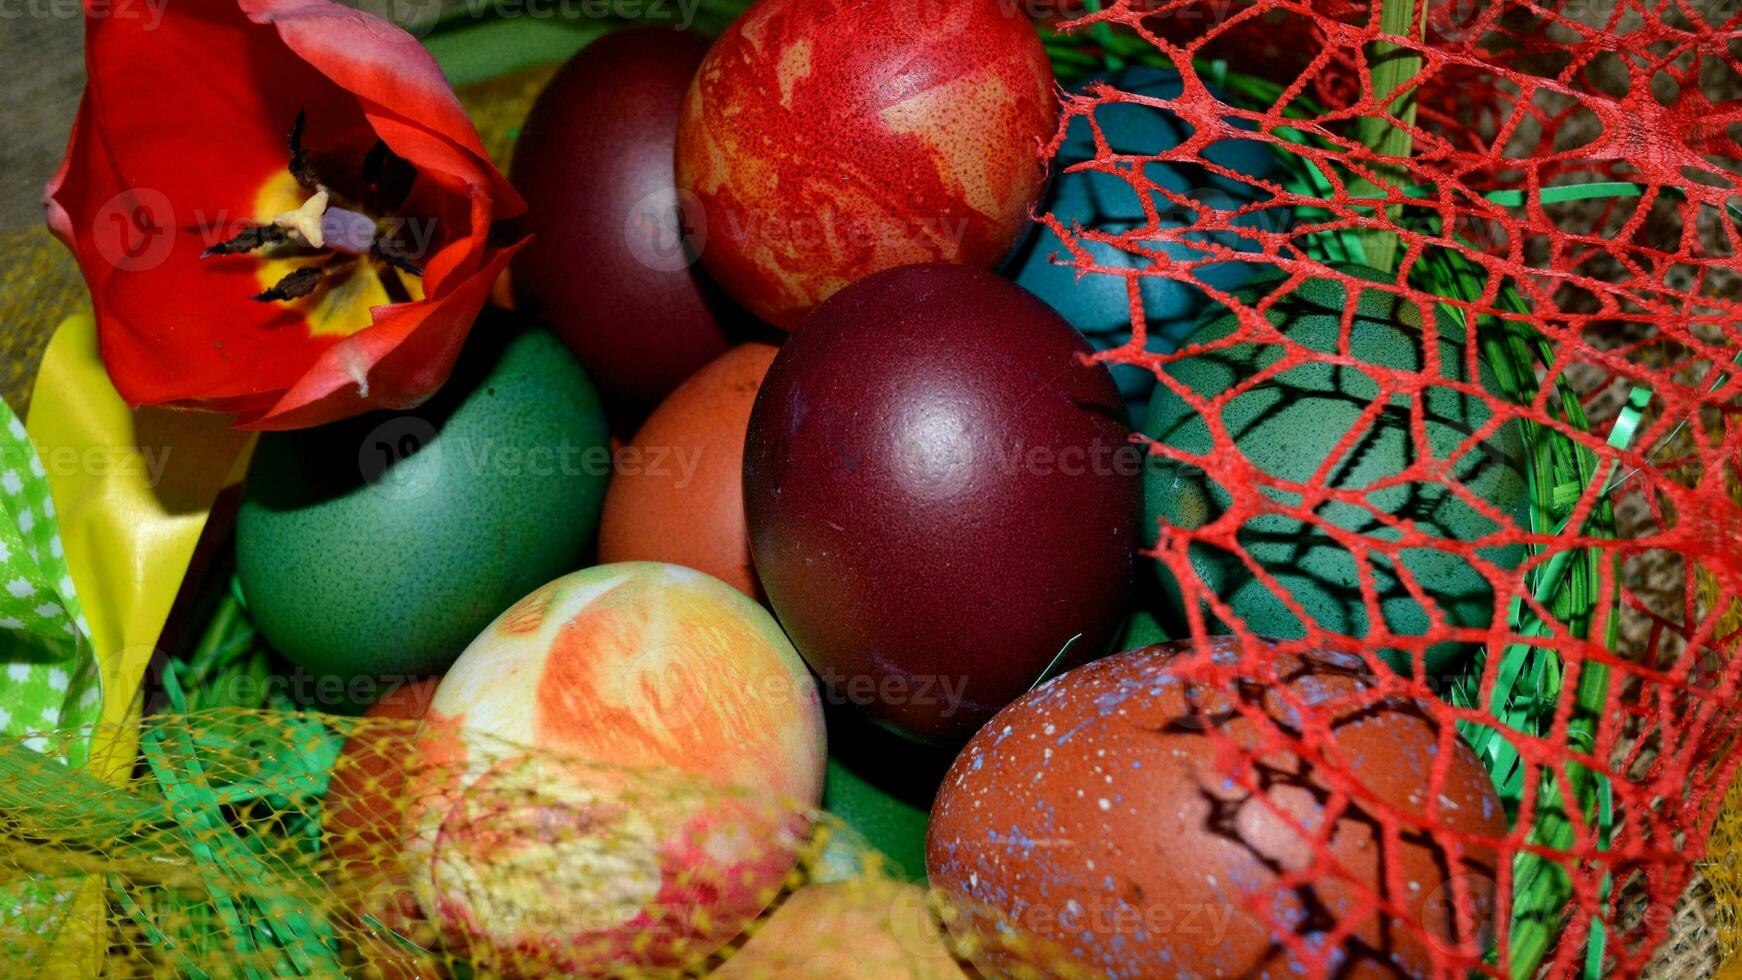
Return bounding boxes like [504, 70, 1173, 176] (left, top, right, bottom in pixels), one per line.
[240, 0, 523, 217]
[240, 238, 526, 430]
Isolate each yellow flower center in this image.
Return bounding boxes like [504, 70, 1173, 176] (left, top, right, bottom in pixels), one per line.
[249, 172, 425, 338]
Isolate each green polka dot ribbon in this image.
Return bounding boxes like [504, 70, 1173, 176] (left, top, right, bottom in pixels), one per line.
[0, 402, 100, 769]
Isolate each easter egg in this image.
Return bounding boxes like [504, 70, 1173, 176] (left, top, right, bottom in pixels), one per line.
[927, 638, 1506, 978]
[1006, 66, 1287, 412]
[236, 322, 611, 685]
[1114, 605, 1170, 652]
[675, 0, 1058, 328]
[406, 562, 827, 974]
[744, 263, 1141, 743]
[820, 705, 954, 882]
[716, 880, 967, 979]
[598, 343, 777, 596]
[1141, 269, 1529, 676]
[323, 678, 442, 979]
[510, 29, 735, 409]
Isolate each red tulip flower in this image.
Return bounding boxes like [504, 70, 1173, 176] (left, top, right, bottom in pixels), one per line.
[45, 0, 526, 429]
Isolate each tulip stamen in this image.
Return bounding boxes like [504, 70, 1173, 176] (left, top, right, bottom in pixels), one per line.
[253, 265, 326, 302]
[362, 139, 417, 215]
[376, 266, 414, 306]
[211, 112, 428, 305]
[371, 235, 424, 277]
[203, 224, 289, 258]
[289, 110, 320, 192]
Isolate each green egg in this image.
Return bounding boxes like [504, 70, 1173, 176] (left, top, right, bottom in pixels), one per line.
[819, 705, 949, 882]
[236, 321, 611, 687]
[1141, 266, 1530, 677]
[1115, 604, 1172, 652]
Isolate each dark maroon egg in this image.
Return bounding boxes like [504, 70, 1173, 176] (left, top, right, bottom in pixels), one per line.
[510, 29, 734, 409]
[743, 263, 1140, 744]
[927, 638, 1507, 978]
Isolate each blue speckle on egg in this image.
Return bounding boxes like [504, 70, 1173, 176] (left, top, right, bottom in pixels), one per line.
[1006, 65, 1289, 419]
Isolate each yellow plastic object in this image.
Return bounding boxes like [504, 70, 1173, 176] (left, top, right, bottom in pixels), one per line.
[17, 315, 250, 975]
[26, 313, 253, 781]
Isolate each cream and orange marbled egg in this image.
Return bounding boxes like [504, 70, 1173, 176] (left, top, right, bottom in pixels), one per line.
[674, 0, 1058, 328]
[405, 562, 827, 975]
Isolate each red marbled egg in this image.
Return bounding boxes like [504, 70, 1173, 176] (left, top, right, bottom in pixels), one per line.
[511, 29, 735, 409]
[927, 638, 1507, 978]
[675, 0, 1058, 328]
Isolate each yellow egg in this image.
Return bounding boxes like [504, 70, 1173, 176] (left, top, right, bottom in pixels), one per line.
[716, 880, 968, 979]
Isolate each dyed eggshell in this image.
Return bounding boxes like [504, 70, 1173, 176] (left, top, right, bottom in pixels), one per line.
[820, 704, 954, 882]
[323, 678, 442, 979]
[1142, 269, 1529, 677]
[744, 264, 1141, 743]
[675, 0, 1058, 328]
[236, 323, 611, 684]
[598, 343, 778, 596]
[1006, 66, 1288, 413]
[927, 638, 1506, 978]
[511, 29, 734, 408]
[716, 880, 967, 979]
[406, 562, 827, 974]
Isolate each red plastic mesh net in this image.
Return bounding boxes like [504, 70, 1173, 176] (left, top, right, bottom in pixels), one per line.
[1037, 0, 1742, 976]
[2, 4, 1739, 979]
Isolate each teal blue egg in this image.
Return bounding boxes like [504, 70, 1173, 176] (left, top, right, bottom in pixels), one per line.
[236, 322, 611, 687]
[1006, 66, 1290, 419]
[1140, 268, 1530, 676]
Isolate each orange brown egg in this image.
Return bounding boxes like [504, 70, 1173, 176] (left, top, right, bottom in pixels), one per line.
[322, 678, 443, 979]
[598, 343, 778, 597]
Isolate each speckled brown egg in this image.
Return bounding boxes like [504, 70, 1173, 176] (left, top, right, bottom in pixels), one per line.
[598, 343, 778, 597]
[675, 0, 1058, 328]
[927, 638, 1506, 979]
